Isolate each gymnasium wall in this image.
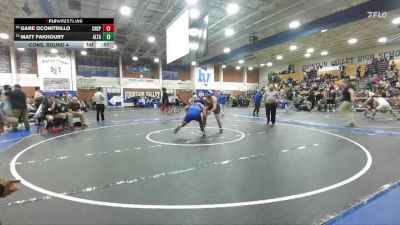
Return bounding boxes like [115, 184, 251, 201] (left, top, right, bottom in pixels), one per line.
[260, 43, 400, 82]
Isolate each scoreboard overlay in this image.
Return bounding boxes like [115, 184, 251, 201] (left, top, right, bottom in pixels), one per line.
[14, 18, 115, 49]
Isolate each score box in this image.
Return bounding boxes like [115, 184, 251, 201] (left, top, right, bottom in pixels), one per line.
[102, 24, 114, 32]
[95, 41, 114, 48]
[102, 32, 115, 41]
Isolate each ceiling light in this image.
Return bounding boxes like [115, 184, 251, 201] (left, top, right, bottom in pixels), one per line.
[112, 44, 117, 50]
[223, 47, 231, 53]
[304, 53, 310, 57]
[148, 36, 155, 43]
[50, 49, 58, 54]
[185, 0, 198, 4]
[289, 21, 300, 29]
[238, 59, 244, 64]
[260, 63, 265, 66]
[225, 28, 234, 37]
[235, 66, 241, 70]
[248, 66, 253, 70]
[306, 48, 314, 53]
[132, 56, 138, 61]
[189, 9, 200, 19]
[0, 33, 10, 39]
[276, 55, 283, 60]
[17, 48, 25, 51]
[189, 28, 199, 36]
[348, 38, 357, 44]
[321, 51, 328, 56]
[267, 62, 272, 67]
[321, 29, 328, 33]
[289, 45, 297, 50]
[80, 50, 87, 56]
[378, 37, 387, 43]
[222, 65, 227, 68]
[120, 6, 131, 16]
[191, 61, 196, 66]
[392, 17, 400, 24]
[226, 3, 239, 15]
[154, 58, 160, 63]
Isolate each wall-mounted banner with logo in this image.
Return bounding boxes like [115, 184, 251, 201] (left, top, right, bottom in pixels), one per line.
[43, 78, 71, 91]
[77, 78, 96, 89]
[37, 48, 72, 91]
[196, 89, 215, 98]
[37, 49, 72, 77]
[195, 65, 214, 90]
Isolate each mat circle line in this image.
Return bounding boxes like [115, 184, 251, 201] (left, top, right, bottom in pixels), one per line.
[9, 119, 372, 209]
[146, 127, 245, 146]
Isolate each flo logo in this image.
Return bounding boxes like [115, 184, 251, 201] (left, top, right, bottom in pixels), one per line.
[367, 11, 387, 18]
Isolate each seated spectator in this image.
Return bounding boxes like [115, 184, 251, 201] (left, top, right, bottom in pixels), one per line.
[66, 97, 87, 127]
[42, 96, 69, 126]
[33, 87, 45, 108]
[373, 74, 382, 84]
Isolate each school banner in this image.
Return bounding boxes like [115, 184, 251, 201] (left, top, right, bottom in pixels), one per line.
[37, 48, 72, 91]
[195, 65, 214, 90]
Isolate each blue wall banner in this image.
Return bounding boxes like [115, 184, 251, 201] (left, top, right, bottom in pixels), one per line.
[196, 89, 215, 98]
[107, 93, 122, 106]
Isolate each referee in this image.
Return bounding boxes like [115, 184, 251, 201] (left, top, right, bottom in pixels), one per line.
[92, 87, 106, 121]
[262, 84, 279, 127]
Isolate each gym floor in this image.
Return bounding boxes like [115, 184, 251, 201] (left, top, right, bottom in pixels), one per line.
[0, 108, 399, 224]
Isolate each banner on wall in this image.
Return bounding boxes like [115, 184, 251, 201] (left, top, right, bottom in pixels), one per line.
[107, 93, 122, 106]
[196, 89, 215, 98]
[43, 78, 70, 90]
[37, 49, 72, 77]
[77, 78, 96, 89]
[302, 48, 400, 70]
[16, 49, 37, 74]
[195, 65, 214, 89]
[0, 46, 11, 73]
[122, 78, 160, 89]
[37, 49, 72, 90]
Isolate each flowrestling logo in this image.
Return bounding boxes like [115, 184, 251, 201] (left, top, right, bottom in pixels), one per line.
[367, 11, 388, 19]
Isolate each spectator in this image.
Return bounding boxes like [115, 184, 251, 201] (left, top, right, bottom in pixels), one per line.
[356, 66, 361, 80]
[33, 87, 45, 108]
[1, 85, 12, 116]
[5, 84, 30, 131]
[253, 90, 262, 116]
[67, 97, 87, 127]
[364, 67, 370, 78]
[390, 60, 396, 71]
[42, 96, 69, 126]
[218, 92, 225, 116]
[160, 87, 171, 115]
[92, 87, 106, 121]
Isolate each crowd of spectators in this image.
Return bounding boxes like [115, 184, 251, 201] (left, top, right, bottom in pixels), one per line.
[0, 85, 90, 134]
[251, 59, 400, 113]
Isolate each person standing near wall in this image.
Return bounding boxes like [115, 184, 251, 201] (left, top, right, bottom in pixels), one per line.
[160, 87, 171, 115]
[339, 81, 355, 126]
[218, 92, 225, 116]
[92, 87, 106, 122]
[253, 90, 262, 116]
[262, 84, 279, 127]
[5, 84, 30, 131]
